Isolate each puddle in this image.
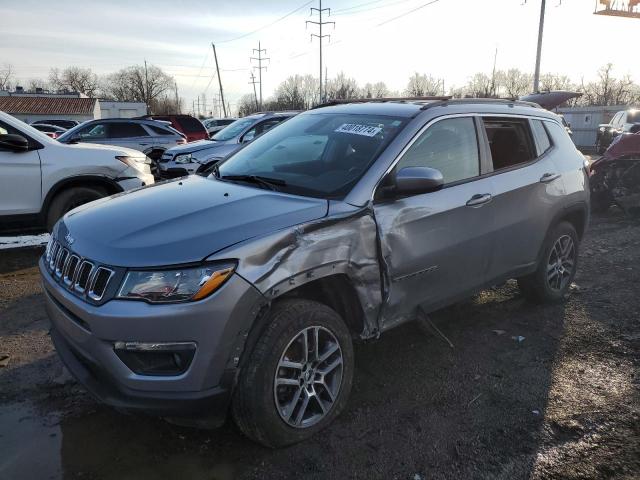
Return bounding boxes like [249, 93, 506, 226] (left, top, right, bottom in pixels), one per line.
[0, 402, 252, 479]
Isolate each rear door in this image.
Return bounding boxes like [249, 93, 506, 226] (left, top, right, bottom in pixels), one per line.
[483, 116, 565, 281]
[374, 115, 496, 321]
[0, 120, 43, 215]
[107, 122, 151, 151]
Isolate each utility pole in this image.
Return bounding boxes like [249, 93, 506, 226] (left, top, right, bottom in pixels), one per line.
[249, 72, 259, 111]
[307, 0, 334, 104]
[196, 95, 200, 118]
[174, 81, 180, 114]
[533, 0, 546, 92]
[144, 59, 150, 110]
[490, 47, 498, 97]
[211, 43, 227, 117]
[251, 41, 269, 110]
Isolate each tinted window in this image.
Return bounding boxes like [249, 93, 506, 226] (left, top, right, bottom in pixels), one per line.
[242, 118, 286, 142]
[483, 117, 535, 171]
[109, 122, 148, 138]
[627, 111, 640, 123]
[148, 124, 174, 136]
[212, 117, 260, 141]
[219, 113, 406, 199]
[396, 117, 480, 184]
[78, 123, 107, 139]
[531, 120, 552, 155]
[177, 116, 206, 133]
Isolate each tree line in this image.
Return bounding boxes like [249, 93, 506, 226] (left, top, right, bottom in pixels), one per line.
[238, 63, 640, 116]
[0, 63, 182, 115]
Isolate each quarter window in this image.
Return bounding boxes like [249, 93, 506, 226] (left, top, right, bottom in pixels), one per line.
[483, 117, 535, 171]
[109, 123, 148, 138]
[395, 117, 480, 184]
[79, 123, 107, 139]
[531, 120, 552, 155]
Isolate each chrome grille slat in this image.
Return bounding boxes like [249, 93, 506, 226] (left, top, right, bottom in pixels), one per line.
[46, 236, 115, 303]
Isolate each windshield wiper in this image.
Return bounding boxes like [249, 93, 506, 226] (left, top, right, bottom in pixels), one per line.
[219, 174, 286, 191]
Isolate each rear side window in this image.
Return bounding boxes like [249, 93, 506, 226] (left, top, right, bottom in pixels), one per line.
[148, 125, 174, 136]
[628, 111, 640, 123]
[396, 117, 480, 184]
[531, 120, 552, 155]
[177, 117, 206, 133]
[109, 123, 148, 138]
[483, 117, 535, 171]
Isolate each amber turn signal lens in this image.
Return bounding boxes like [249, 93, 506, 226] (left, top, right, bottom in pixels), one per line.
[192, 267, 234, 300]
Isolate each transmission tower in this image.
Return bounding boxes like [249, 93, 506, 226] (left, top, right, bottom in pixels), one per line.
[306, 0, 334, 104]
[251, 42, 269, 110]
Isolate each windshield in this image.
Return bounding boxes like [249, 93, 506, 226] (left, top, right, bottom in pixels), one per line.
[217, 112, 407, 199]
[212, 117, 260, 141]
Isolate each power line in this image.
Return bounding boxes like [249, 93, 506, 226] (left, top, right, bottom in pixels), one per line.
[332, 0, 415, 15]
[217, 0, 314, 44]
[377, 0, 441, 26]
[332, 0, 388, 13]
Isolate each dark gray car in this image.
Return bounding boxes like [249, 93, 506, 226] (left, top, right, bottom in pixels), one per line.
[157, 111, 297, 179]
[40, 98, 589, 447]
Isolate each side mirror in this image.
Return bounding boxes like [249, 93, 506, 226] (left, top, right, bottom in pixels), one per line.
[0, 134, 29, 152]
[393, 167, 444, 196]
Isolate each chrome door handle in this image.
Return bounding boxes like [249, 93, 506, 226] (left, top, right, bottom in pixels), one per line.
[540, 172, 560, 183]
[466, 193, 492, 207]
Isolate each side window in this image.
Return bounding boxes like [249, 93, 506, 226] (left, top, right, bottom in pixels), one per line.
[243, 118, 286, 142]
[483, 117, 535, 171]
[78, 123, 107, 139]
[147, 125, 173, 136]
[531, 120, 552, 155]
[396, 117, 480, 184]
[109, 123, 149, 138]
[177, 117, 205, 133]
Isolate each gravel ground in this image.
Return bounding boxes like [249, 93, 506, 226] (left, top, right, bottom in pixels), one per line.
[0, 211, 638, 480]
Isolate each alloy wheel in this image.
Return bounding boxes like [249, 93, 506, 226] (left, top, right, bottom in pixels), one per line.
[274, 326, 343, 428]
[547, 234, 575, 291]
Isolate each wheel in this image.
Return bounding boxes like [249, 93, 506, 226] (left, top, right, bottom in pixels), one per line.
[232, 299, 354, 447]
[517, 221, 579, 303]
[46, 186, 107, 231]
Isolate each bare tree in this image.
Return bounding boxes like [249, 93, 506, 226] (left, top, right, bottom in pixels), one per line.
[325, 72, 359, 101]
[539, 73, 573, 92]
[102, 64, 175, 113]
[498, 69, 532, 98]
[0, 63, 14, 91]
[49, 66, 99, 96]
[238, 93, 261, 117]
[405, 73, 442, 96]
[26, 78, 50, 92]
[361, 81, 390, 98]
[464, 73, 498, 98]
[273, 75, 308, 110]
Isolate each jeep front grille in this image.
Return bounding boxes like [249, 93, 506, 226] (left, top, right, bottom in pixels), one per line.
[45, 238, 115, 303]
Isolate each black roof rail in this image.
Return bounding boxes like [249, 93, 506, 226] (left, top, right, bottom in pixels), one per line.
[311, 96, 452, 109]
[420, 97, 542, 110]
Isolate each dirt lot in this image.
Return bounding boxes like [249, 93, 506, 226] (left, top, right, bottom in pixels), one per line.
[1, 211, 639, 480]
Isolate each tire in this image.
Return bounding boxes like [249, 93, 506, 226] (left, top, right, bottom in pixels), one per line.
[232, 299, 354, 448]
[518, 221, 579, 303]
[46, 186, 107, 232]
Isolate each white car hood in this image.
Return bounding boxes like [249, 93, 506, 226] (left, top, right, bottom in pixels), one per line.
[60, 142, 146, 158]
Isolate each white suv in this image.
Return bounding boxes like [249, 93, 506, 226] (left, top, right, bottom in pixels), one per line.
[0, 111, 154, 232]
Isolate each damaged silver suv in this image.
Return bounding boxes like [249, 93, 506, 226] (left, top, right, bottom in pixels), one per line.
[40, 98, 589, 447]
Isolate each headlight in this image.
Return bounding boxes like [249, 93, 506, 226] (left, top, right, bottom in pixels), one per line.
[174, 153, 193, 164]
[117, 263, 235, 303]
[116, 155, 151, 172]
[599, 127, 606, 132]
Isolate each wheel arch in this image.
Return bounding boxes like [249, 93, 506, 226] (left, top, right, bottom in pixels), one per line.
[42, 175, 123, 215]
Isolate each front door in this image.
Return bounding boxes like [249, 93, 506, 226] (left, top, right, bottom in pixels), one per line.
[373, 116, 495, 328]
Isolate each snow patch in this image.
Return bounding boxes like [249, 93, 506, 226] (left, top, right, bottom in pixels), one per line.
[0, 234, 50, 250]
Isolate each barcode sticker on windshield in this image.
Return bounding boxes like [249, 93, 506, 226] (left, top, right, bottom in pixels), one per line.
[335, 123, 382, 137]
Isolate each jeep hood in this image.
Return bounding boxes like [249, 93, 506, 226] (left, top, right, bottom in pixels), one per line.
[58, 175, 328, 267]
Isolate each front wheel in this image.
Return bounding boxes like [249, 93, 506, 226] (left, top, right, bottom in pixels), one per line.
[518, 221, 579, 303]
[232, 299, 354, 447]
[46, 186, 107, 232]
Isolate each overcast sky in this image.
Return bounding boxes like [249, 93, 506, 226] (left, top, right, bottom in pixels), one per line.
[1, 0, 639, 114]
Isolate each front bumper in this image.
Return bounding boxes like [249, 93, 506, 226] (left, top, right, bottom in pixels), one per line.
[40, 257, 264, 423]
[157, 160, 198, 179]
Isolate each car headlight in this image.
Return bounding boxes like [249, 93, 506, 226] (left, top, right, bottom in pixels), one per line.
[116, 155, 151, 172]
[116, 263, 235, 303]
[599, 127, 606, 132]
[174, 153, 193, 164]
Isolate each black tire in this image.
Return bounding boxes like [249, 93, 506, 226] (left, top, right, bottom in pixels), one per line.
[46, 186, 107, 232]
[232, 299, 354, 448]
[518, 221, 579, 303]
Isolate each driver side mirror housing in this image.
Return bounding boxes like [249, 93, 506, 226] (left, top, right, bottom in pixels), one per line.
[0, 133, 29, 152]
[387, 166, 444, 197]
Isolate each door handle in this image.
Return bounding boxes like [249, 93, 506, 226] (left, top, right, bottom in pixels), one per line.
[139, 143, 150, 146]
[466, 193, 492, 207]
[540, 172, 560, 183]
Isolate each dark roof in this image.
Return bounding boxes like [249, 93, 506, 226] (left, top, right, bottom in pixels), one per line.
[0, 96, 97, 115]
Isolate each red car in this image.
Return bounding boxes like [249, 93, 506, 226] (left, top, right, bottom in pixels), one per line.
[138, 114, 208, 142]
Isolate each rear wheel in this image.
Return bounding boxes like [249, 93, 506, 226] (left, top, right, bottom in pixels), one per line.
[46, 186, 107, 231]
[518, 221, 579, 303]
[232, 299, 354, 447]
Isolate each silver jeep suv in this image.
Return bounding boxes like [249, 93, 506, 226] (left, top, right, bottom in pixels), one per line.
[40, 98, 589, 447]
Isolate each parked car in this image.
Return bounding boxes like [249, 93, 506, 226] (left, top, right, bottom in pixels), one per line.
[41, 98, 589, 448]
[32, 119, 80, 130]
[0, 110, 154, 232]
[203, 117, 237, 137]
[57, 118, 186, 174]
[157, 111, 297, 179]
[590, 131, 640, 213]
[137, 114, 208, 142]
[31, 123, 67, 139]
[596, 108, 640, 153]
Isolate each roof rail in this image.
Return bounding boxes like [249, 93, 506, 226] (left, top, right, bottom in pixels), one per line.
[311, 96, 452, 109]
[420, 97, 541, 110]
